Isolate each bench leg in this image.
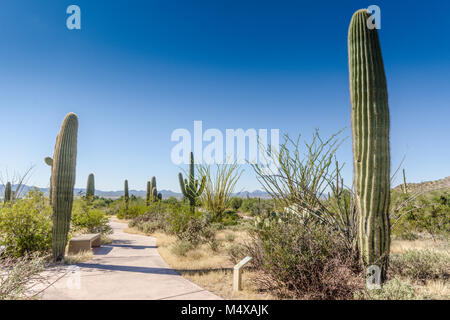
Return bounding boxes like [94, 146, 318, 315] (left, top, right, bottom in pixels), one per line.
[91, 237, 101, 247]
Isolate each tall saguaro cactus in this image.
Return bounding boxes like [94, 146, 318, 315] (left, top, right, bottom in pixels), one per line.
[49, 113, 78, 262]
[348, 9, 391, 280]
[178, 152, 206, 212]
[86, 173, 95, 199]
[4, 182, 12, 204]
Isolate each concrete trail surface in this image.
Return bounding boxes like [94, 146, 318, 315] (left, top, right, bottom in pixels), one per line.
[40, 220, 222, 300]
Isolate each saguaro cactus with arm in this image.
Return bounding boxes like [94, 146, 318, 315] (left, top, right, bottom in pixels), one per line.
[50, 113, 78, 262]
[178, 152, 206, 212]
[348, 9, 391, 280]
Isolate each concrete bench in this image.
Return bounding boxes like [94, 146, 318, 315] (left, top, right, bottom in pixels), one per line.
[68, 233, 101, 254]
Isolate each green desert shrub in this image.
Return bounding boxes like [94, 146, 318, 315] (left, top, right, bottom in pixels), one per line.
[229, 197, 243, 211]
[117, 200, 147, 219]
[356, 278, 425, 300]
[220, 209, 240, 226]
[389, 249, 449, 283]
[171, 240, 194, 257]
[391, 189, 450, 239]
[71, 199, 112, 235]
[0, 190, 52, 257]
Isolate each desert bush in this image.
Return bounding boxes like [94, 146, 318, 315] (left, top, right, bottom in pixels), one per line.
[117, 199, 147, 219]
[71, 199, 112, 235]
[356, 278, 425, 300]
[229, 197, 243, 211]
[391, 189, 450, 240]
[0, 252, 49, 300]
[220, 209, 240, 226]
[0, 190, 52, 257]
[225, 233, 236, 242]
[248, 214, 362, 299]
[227, 243, 250, 264]
[171, 240, 194, 257]
[389, 249, 449, 283]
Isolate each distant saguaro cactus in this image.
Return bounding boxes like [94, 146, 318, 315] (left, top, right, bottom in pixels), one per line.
[50, 113, 78, 262]
[146, 176, 161, 206]
[146, 181, 151, 206]
[124, 180, 129, 205]
[178, 152, 206, 212]
[4, 182, 12, 204]
[86, 173, 95, 199]
[349, 9, 391, 280]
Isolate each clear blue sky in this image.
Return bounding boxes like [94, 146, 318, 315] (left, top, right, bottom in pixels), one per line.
[1, 1, 449, 192]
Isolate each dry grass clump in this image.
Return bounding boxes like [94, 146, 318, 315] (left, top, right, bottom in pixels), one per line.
[63, 250, 93, 265]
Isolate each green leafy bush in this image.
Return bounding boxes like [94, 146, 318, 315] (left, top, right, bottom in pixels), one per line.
[171, 240, 194, 256]
[391, 190, 450, 239]
[229, 197, 243, 211]
[0, 190, 52, 257]
[71, 199, 112, 235]
[389, 249, 449, 283]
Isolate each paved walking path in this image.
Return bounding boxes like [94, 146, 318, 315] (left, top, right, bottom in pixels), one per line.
[40, 220, 222, 300]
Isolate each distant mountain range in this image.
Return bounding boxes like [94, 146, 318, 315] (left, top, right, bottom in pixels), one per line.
[3, 176, 448, 200]
[0, 185, 271, 199]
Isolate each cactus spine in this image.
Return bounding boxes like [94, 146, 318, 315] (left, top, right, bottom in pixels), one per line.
[50, 113, 78, 262]
[4, 182, 12, 204]
[86, 173, 95, 199]
[178, 152, 206, 212]
[349, 9, 390, 280]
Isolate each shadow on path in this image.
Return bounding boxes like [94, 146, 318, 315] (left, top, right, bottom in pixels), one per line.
[77, 263, 179, 275]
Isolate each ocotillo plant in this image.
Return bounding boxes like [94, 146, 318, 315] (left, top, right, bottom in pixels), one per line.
[178, 152, 206, 212]
[49, 113, 78, 262]
[402, 169, 408, 194]
[4, 182, 12, 204]
[349, 9, 390, 280]
[44, 156, 53, 205]
[86, 173, 95, 199]
[124, 180, 129, 206]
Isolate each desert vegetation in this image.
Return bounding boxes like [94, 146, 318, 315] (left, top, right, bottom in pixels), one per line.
[0, 8, 448, 300]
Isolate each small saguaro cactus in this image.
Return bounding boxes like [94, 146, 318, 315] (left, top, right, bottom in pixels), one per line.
[146, 176, 161, 206]
[50, 113, 78, 262]
[124, 179, 129, 205]
[178, 152, 206, 212]
[86, 173, 95, 199]
[4, 182, 12, 204]
[349, 9, 391, 280]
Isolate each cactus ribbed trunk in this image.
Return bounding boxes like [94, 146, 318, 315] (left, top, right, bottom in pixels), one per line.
[349, 9, 391, 281]
[4, 182, 12, 204]
[178, 152, 205, 213]
[86, 173, 95, 198]
[51, 113, 78, 262]
[146, 181, 151, 206]
[124, 180, 129, 206]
